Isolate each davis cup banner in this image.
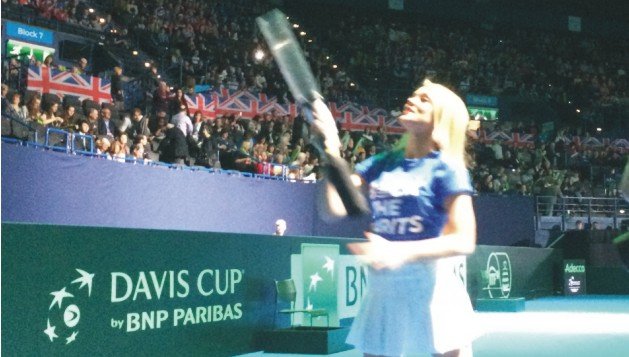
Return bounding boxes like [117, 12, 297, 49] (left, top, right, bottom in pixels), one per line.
[1, 223, 369, 356]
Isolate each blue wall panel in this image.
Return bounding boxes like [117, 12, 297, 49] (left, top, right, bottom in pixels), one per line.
[2, 143, 534, 245]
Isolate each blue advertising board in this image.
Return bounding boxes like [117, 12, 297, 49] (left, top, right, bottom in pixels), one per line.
[6, 21, 54, 46]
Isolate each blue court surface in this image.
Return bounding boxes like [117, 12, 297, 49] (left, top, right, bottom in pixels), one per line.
[238, 295, 629, 357]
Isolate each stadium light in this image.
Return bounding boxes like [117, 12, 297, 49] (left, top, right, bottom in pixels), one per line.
[254, 49, 265, 61]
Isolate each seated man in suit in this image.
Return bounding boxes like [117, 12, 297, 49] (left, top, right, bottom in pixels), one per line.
[96, 107, 118, 139]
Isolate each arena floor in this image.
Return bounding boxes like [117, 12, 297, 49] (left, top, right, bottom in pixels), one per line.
[239, 295, 629, 357]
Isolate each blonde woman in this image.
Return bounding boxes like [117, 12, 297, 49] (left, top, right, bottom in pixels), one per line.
[313, 79, 477, 357]
[109, 140, 127, 163]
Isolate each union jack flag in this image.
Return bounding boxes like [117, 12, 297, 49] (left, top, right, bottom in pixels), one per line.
[185, 93, 216, 118]
[27, 66, 112, 104]
[184, 88, 402, 133]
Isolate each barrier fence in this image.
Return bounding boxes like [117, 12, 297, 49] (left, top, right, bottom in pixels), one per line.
[2, 223, 561, 356]
[1, 122, 309, 182]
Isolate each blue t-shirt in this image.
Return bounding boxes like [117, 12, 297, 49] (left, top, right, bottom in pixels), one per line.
[355, 150, 473, 241]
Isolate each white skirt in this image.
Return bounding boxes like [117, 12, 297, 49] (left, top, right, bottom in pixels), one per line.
[347, 257, 477, 356]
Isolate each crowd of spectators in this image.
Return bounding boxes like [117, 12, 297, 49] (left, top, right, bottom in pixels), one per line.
[2, 0, 627, 208]
[103, 0, 627, 127]
[2, 76, 626, 210]
[8, 0, 627, 125]
[4, 0, 114, 32]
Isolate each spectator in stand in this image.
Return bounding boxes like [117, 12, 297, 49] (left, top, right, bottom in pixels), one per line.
[61, 104, 81, 130]
[152, 81, 171, 123]
[159, 123, 188, 165]
[41, 55, 59, 70]
[169, 88, 189, 117]
[142, 65, 160, 114]
[128, 107, 151, 140]
[131, 143, 148, 163]
[233, 141, 256, 173]
[109, 138, 127, 162]
[170, 103, 193, 138]
[95, 137, 111, 155]
[197, 119, 217, 167]
[274, 219, 287, 236]
[1, 84, 8, 106]
[73, 119, 94, 152]
[73, 57, 89, 75]
[39, 101, 64, 127]
[23, 95, 42, 124]
[97, 107, 118, 139]
[133, 134, 152, 158]
[111, 66, 125, 111]
[85, 107, 99, 134]
[118, 132, 131, 156]
[5, 91, 29, 138]
[153, 111, 169, 138]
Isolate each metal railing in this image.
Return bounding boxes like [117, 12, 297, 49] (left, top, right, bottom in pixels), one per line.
[1, 126, 313, 183]
[1, 112, 39, 142]
[535, 195, 629, 231]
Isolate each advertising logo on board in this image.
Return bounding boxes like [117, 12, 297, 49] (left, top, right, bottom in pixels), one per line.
[484, 252, 512, 298]
[44, 266, 245, 346]
[563, 260, 586, 295]
[44, 269, 94, 344]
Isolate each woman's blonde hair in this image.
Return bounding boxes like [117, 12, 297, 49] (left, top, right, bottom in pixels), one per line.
[396, 79, 470, 165]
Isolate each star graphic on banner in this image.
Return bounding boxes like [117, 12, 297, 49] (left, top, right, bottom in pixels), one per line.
[72, 269, 95, 296]
[66, 331, 78, 345]
[306, 297, 314, 311]
[322, 256, 335, 277]
[309, 272, 323, 292]
[49, 287, 74, 310]
[44, 319, 58, 342]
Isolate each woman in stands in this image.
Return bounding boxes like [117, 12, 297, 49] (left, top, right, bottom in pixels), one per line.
[23, 95, 42, 124]
[5, 91, 29, 138]
[39, 101, 65, 127]
[314, 79, 477, 357]
[109, 140, 127, 163]
[152, 81, 171, 120]
[61, 104, 79, 129]
[169, 87, 189, 118]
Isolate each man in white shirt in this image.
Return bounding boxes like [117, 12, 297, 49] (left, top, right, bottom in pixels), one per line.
[170, 104, 193, 138]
